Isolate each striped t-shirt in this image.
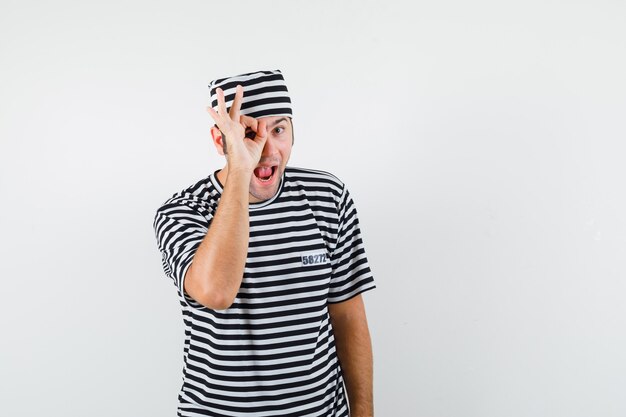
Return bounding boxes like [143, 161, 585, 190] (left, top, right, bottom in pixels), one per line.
[153, 166, 376, 417]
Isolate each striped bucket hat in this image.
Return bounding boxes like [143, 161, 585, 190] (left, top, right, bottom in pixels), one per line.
[208, 69, 293, 119]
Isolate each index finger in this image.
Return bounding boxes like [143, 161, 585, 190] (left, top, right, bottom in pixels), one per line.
[240, 114, 258, 132]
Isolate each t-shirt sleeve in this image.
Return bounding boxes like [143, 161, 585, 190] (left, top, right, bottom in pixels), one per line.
[153, 201, 210, 304]
[327, 184, 376, 304]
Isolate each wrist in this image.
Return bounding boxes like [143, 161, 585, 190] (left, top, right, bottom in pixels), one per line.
[223, 169, 253, 190]
[226, 167, 253, 179]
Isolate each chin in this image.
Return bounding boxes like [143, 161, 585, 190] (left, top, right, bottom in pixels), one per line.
[249, 184, 278, 202]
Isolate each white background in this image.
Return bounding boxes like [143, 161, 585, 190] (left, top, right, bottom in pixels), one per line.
[1, 0, 625, 416]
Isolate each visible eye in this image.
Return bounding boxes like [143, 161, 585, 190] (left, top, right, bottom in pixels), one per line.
[273, 126, 285, 135]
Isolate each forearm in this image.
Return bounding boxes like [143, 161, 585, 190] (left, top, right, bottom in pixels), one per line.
[184, 169, 251, 309]
[331, 308, 374, 416]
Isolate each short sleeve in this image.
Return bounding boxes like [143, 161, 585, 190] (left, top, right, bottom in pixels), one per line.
[153, 202, 210, 303]
[328, 185, 376, 304]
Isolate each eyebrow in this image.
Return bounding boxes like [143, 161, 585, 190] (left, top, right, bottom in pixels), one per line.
[270, 117, 288, 127]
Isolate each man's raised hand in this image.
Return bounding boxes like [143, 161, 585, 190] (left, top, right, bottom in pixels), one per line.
[207, 85, 268, 174]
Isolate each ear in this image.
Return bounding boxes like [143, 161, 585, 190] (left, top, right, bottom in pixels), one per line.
[210, 125, 226, 156]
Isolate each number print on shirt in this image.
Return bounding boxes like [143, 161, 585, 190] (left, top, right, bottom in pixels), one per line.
[301, 252, 329, 266]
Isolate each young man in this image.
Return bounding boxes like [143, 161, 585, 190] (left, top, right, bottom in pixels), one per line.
[153, 69, 376, 417]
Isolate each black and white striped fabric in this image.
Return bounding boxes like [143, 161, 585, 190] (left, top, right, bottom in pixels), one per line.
[208, 69, 293, 119]
[153, 166, 376, 416]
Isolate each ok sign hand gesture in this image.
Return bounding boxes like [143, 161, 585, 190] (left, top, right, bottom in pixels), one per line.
[207, 85, 268, 174]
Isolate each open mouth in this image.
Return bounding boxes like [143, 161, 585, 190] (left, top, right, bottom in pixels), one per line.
[253, 165, 278, 183]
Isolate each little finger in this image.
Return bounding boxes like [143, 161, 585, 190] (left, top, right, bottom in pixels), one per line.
[216, 87, 229, 117]
[206, 106, 222, 125]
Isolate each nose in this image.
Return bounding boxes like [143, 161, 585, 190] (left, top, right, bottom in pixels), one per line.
[261, 135, 278, 158]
